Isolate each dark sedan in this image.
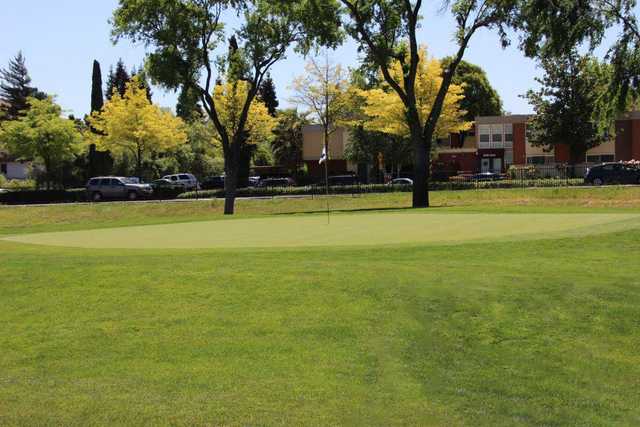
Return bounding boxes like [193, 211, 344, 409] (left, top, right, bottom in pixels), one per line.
[585, 163, 640, 185]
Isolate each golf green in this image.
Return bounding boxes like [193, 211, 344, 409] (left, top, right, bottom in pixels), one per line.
[5, 212, 640, 249]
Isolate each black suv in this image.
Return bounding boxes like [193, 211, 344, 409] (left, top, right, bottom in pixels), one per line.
[585, 163, 640, 185]
[202, 176, 225, 190]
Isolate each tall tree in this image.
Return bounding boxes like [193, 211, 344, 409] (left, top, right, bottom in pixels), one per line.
[258, 73, 279, 117]
[111, 0, 342, 214]
[290, 54, 352, 170]
[515, 0, 639, 111]
[0, 52, 46, 120]
[88, 77, 187, 176]
[442, 58, 502, 121]
[340, 0, 518, 208]
[91, 60, 104, 113]
[357, 47, 471, 140]
[105, 59, 130, 100]
[0, 97, 82, 189]
[271, 108, 309, 172]
[525, 52, 614, 165]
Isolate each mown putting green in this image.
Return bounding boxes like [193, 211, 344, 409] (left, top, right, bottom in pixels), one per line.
[5, 212, 640, 249]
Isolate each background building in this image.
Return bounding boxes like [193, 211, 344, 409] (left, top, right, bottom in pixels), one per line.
[302, 114, 640, 181]
[302, 125, 357, 178]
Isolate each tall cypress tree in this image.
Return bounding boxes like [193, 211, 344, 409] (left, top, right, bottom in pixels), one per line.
[258, 74, 279, 117]
[0, 51, 44, 120]
[91, 60, 104, 113]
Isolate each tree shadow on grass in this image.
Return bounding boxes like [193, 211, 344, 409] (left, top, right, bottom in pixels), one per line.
[272, 205, 449, 217]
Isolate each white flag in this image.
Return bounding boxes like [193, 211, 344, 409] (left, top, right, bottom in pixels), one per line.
[319, 146, 328, 164]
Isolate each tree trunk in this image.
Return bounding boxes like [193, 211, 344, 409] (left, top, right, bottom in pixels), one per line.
[224, 145, 239, 215]
[412, 133, 429, 208]
[409, 114, 429, 208]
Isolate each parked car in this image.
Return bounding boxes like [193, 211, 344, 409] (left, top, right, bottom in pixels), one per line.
[249, 176, 261, 187]
[86, 176, 153, 201]
[123, 177, 143, 184]
[258, 177, 295, 187]
[150, 179, 184, 198]
[471, 172, 504, 181]
[162, 173, 199, 190]
[585, 162, 640, 185]
[327, 175, 359, 186]
[388, 178, 413, 186]
[201, 176, 226, 190]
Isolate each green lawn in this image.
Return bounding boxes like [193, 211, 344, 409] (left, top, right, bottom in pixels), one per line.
[2, 188, 640, 425]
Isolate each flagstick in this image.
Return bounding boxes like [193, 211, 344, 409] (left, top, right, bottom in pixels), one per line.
[324, 152, 330, 225]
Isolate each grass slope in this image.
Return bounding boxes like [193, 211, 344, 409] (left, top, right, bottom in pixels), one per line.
[5, 212, 640, 249]
[2, 189, 640, 425]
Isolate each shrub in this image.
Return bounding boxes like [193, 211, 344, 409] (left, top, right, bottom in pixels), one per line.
[0, 175, 36, 190]
[0, 188, 87, 205]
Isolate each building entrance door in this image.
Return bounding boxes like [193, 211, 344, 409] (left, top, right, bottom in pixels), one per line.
[493, 158, 503, 173]
[481, 158, 491, 172]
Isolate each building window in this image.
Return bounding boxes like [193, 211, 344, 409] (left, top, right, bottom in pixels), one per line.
[527, 156, 554, 165]
[490, 124, 503, 148]
[504, 149, 514, 166]
[586, 154, 615, 163]
[478, 125, 490, 148]
[504, 124, 513, 143]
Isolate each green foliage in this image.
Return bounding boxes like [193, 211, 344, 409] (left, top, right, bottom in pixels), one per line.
[442, 57, 503, 120]
[0, 52, 47, 120]
[270, 108, 309, 171]
[176, 85, 203, 122]
[514, 0, 640, 112]
[0, 97, 83, 189]
[525, 51, 615, 163]
[0, 174, 35, 190]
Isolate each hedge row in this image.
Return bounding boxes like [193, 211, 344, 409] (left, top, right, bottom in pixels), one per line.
[0, 189, 88, 205]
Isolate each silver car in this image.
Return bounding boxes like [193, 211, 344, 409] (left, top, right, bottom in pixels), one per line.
[162, 173, 199, 190]
[86, 176, 153, 201]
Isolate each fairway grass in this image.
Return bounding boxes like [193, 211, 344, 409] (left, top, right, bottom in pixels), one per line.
[4, 211, 640, 249]
[2, 191, 640, 425]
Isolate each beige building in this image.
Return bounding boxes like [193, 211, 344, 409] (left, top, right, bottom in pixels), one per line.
[302, 125, 357, 177]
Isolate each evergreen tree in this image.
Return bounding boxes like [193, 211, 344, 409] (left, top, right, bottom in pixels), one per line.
[176, 84, 203, 121]
[258, 74, 279, 117]
[105, 59, 130, 99]
[0, 52, 45, 120]
[91, 60, 104, 113]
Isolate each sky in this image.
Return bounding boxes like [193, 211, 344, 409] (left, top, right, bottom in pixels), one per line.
[0, 1, 625, 119]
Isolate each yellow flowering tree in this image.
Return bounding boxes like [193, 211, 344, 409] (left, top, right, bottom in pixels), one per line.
[211, 80, 277, 148]
[88, 76, 187, 174]
[358, 47, 471, 139]
[211, 80, 277, 170]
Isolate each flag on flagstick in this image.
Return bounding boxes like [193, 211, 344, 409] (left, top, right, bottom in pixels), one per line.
[319, 146, 327, 164]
